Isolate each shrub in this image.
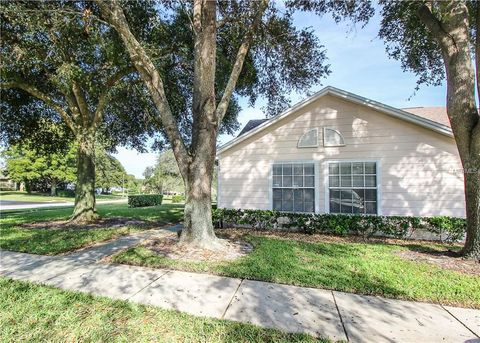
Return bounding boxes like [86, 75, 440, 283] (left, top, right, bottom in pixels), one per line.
[212, 208, 466, 242]
[56, 189, 75, 197]
[128, 194, 163, 208]
[171, 195, 185, 203]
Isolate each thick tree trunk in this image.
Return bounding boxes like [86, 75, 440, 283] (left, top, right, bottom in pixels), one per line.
[462, 160, 480, 259]
[71, 131, 97, 222]
[418, 2, 480, 259]
[179, 154, 223, 249]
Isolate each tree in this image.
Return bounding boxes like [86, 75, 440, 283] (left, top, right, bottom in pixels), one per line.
[0, 1, 154, 221]
[143, 150, 185, 195]
[378, 1, 480, 259]
[3, 142, 76, 195]
[96, 0, 369, 249]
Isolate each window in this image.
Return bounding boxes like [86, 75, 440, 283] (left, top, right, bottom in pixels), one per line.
[297, 129, 318, 148]
[272, 163, 315, 212]
[323, 127, 345, 147]
[328, 161, 378, 214]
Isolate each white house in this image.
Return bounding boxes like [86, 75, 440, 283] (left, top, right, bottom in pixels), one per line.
[217, 86, 465, 218]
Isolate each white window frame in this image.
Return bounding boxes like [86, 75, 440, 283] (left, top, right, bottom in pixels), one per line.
[297, 128, 319, 148]
[269, 160, 320, 213]
[323, 127, 346, 147]
[323, 159, 382, 215]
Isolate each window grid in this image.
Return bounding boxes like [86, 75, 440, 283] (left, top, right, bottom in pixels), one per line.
[328, 162, 377, 215]
[273, 163, 315, 213]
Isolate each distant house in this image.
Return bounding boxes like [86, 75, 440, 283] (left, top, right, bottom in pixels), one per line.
[0, 170, 16, 191]
[217, 86, 465, 218]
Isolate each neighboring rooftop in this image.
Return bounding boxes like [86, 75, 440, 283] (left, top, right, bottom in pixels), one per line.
[401, 107, 451, 128]
[237, 119, 268, 137]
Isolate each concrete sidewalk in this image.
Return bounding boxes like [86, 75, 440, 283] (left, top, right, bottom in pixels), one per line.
[1, 230, 479, 342]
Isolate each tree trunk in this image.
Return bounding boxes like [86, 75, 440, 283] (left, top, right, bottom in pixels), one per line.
[177, 0, 221, 249]
[71, 131, 97, 222]
[418, 2, 480, 259]
[25, 181, 32, 193]
[462, 159, 480, 259]
[50, 181, 57, 196]
[180, 156, 221, 249]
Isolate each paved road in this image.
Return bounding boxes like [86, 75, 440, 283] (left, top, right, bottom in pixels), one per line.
[1, 226, 479, 342]
[0, 198, 126, 211]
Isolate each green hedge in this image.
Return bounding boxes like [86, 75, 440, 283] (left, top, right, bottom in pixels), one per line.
[171, 195, 185, 203]
[128, 194, 163, 208]
[56, 189, 75, 197]
[212, 208, 466, 242]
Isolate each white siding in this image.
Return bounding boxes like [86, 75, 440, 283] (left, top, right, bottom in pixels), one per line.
[218, 94, 465, 218]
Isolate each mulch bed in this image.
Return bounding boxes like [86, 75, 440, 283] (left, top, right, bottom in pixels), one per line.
[141, 233, 253, 262]
[396, 250, 480, 276]
[21, 217, 163, 231]
[216, 227, 462, 247]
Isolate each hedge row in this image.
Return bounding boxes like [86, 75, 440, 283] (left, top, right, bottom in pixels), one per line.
[212, 208, 466, 242]
[128, 194, 163, 208]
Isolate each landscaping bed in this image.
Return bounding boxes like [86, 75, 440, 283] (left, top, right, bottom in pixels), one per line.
[0, 277, 323, 342]
[112, 228, 480, 308]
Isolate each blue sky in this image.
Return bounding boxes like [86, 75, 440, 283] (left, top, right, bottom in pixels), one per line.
[115, 10, 446, 178]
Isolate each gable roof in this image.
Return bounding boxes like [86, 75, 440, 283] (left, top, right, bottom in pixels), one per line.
[218, 86, 453, 155]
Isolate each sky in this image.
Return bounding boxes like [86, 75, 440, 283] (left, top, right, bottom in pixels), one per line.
[114, 10, 446, 179]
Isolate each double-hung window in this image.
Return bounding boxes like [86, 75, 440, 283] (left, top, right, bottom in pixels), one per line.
[272, 163, 315, 212]
[328, 161, 378, 214]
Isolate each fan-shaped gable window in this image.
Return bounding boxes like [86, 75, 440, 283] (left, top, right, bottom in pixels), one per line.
[323, 127, 345, 147]
[297, 128, 318, 148]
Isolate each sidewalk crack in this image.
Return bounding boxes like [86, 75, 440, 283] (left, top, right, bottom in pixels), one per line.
[221, 279, 243, 320]
[125, 269, 171, 301]
[441, 304, 479, 338]
[332, 291, 349, 342]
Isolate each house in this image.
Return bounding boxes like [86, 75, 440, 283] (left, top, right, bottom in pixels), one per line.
[216, 86, 465, 218]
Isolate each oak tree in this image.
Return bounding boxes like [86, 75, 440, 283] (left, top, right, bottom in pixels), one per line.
[379, 0, 480, 259]
[0, 1, 154, 221]
[97, 0, 338, 249]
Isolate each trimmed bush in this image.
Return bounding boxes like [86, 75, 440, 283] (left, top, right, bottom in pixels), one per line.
[128, 194, 163, 208]
[171, 195, 185, 203]
[56, 189, 75, 197]
[212, 208, 466, 242]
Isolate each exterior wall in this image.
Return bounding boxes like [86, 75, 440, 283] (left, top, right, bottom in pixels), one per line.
[217, 94, 466, 218]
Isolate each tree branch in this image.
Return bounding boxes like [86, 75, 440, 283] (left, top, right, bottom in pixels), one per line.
[1, 81, 76, 132]
[95, 0, 190, 174]
[71, 81, 91, 126]
[93, 67, 136, 127]
[215, 0, 269, 122]
[417, 3, 456, 50]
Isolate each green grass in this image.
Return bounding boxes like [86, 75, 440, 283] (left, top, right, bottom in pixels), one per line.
[112, 234, 480, 308]
[0, 278, 325, 343]
[0, 190, 124, 202]
[0, 203, 184, 255]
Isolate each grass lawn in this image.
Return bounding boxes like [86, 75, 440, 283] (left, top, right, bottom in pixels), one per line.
[0, 203, 184, 255]
[0, 278, 324, 343]
[0, 190, 124, 202]
[112, 232, 480, 308]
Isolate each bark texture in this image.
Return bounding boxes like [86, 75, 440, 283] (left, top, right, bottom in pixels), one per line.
[418, 1, 480, 259]
[71, 131, 98, 222]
